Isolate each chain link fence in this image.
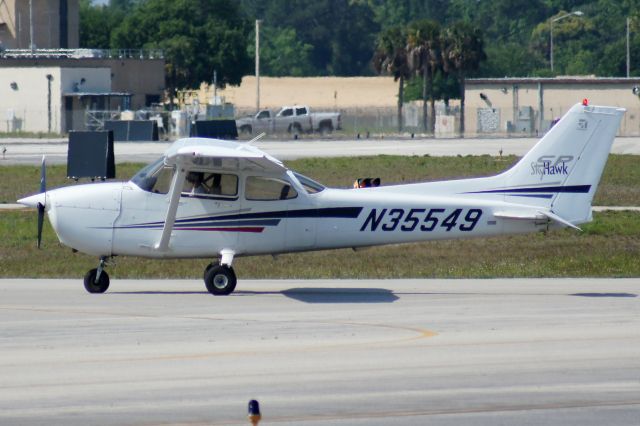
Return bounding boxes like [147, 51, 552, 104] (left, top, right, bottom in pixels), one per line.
[4, 103, 640, 139]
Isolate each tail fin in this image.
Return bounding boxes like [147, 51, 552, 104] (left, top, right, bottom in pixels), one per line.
[499, 103, 625, 224]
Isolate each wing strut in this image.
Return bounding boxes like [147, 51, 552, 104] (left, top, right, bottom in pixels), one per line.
[154, 166, 187, 252]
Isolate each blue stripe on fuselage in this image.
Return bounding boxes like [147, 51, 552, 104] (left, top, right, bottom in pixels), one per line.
[465, 185, 591, 196]
[121, 207, 363, 228]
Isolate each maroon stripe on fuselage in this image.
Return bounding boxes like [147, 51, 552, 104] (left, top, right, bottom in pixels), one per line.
[178, 227, 265, 233]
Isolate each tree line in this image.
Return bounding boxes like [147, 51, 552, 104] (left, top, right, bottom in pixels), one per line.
[80, 0, 640, 119]
[373, 20, 485, 134]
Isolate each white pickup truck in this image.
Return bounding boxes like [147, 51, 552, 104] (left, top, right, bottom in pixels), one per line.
[236, 105, 341, 136]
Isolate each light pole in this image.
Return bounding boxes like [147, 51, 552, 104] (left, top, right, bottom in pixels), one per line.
[550, 11, 584, 72]
[627, 17, 631, 78]
[29, 0, 35, 51]
[255, 19, 262, 113]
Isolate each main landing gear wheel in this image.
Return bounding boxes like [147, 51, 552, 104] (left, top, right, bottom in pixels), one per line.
[203, 261, 219, 280]
[84, 268, 110, 293]
[204, 265, 237, 295]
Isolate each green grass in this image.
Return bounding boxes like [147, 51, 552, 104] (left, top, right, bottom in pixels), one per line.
[1, 154, 639, 279]
[1, 210, 638, 278]
[3, 154, 640, 205]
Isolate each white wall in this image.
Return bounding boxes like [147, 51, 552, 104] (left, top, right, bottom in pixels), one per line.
[60, 67, 110, 94]
[0, 67, 110, 133]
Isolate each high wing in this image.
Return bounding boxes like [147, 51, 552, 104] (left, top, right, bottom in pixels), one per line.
[154, 138, 287, 252]
[164, 137, 286, 173]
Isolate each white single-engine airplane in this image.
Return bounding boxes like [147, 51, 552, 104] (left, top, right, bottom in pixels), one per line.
[18, 102, 624, 295]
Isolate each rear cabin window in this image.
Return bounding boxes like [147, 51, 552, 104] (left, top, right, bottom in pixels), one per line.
[293, 172, 325, 194]
[295, 107, 308, 116]
[182, 172, 238, 197]
[245, 176, 298, 201]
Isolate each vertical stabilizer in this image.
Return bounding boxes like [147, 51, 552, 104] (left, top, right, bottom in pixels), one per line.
[495, 103, 625, 224]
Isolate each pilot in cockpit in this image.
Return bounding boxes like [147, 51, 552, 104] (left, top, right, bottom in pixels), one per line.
[186, 172, 207, 194]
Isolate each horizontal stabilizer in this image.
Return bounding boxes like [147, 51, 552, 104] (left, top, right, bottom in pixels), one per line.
[538, 210, 582, 231]
[494, 209, 581, 231]
[493, 211, 545, 221]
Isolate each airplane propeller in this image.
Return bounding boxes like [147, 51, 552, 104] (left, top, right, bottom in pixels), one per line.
[37, 156, 46, 248]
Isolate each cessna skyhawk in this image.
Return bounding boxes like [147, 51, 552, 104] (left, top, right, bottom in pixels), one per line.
[18, 102, 624, 295]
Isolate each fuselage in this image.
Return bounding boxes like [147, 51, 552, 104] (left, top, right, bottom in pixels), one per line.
[34, 170, 550, 259]
[26, 102, 627, 260]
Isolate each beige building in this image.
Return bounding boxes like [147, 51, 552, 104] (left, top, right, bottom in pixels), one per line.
[465, 77, 640, 137]
[205, 76, 640, 136]
[1, 55, 165, 109]
[0, 56, 165, 133]
[0, 0, 79, 49]
[0, 1, 164, 134]
[0, 66, 118, 133]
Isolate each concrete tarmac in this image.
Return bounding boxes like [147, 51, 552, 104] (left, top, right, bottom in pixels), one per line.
[0, 278, 639, 425]
[1, 136, 640, 165]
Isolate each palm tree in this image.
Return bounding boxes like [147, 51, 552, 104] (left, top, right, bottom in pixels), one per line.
[372, 26, 411, 132]
[406, 19, 441, 134]
[441, 22, 486, 136]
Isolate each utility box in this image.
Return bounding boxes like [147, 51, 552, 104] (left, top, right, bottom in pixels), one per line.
[104, 120, 159, 141]
[67, 131, 115, 180]
[190, 120, 238, 140]
[477, 108, 499, 133]
[435, 115, 457, 137]
[515, 106, 534, 134]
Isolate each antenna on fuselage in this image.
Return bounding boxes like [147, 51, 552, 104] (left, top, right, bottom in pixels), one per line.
[246, 132, 266, 145]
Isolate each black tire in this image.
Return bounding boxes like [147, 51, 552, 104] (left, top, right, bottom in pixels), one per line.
[289, 123, 302, 135]
[83, 268, 110, 294]
[239, 125, 252, 136]
[204, 265, 237, 295]
[319, 122, 333, 136]
[203, 261, 220, 280]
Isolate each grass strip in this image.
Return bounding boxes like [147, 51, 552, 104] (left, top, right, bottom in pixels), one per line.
[1, 211, 638, 279]
[2, 154, 639, 206]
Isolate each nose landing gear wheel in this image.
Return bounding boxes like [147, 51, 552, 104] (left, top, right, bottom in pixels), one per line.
[204, 264, 237, 295]
[84, 268, 110, 293]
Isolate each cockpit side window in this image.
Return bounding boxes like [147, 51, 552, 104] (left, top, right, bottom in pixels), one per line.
[245, 176, 298, 201]
[182, 172, 238, 198]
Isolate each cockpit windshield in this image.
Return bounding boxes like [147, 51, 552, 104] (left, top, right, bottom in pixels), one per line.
[130, 158, 174, 193]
